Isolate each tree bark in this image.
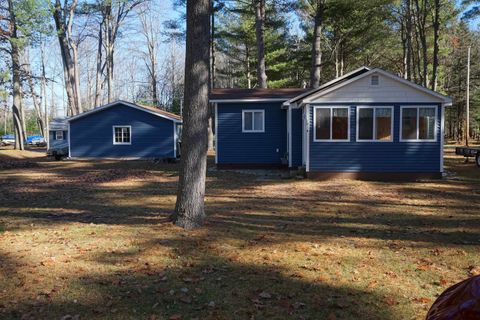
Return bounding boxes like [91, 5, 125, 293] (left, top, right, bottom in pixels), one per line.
[246, 42, 252, 88]
[40, 39, 48, 143]
[431, 0, 440, 91]
[52, 0, 81, 115]
[254, 0, 267, 88]
[405, 0, 413, 81]
[23, 51, 45, 138]
[414, 0, 428, 87]
[171, 0, 210, 229]
[94, 19, 104, 107]
[7, 0, 24, 150]
[310, 0, 324, 88]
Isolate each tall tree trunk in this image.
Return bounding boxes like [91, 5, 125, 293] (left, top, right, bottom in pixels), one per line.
[246, 43, 252, 89]
[172, 0, 210, 229]
[405, 0, 413, 81]
[310, 0, 324, 88]
[254, 0, 267, 88]
[414, 0, 428, 87]
[104, 2, 114, 103]
[23, 51, 45, 138]
[7, 0, 24, 150]
[431, 0, 440, 91]
[40, 38, 48, 143]
[52, 0, 81, 115]
[95, 21, 104, 106]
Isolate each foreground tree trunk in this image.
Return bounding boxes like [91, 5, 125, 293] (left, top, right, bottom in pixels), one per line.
[254, 0, 267, 88]
[171, 0, 210, 229]
[310, 0, 324, 88]
[7, 0, 24, 150]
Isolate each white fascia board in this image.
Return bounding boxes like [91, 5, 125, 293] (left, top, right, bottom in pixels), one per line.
[210, 98, 289, 103]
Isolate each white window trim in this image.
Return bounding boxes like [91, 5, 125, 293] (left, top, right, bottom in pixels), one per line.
[356, 106, 394, 142]
[112, 125, 132, 145]
[399, 106, 438, 142]
[55, 130, 64, 140]
[313, 106, 350, 142]
[242, 109, 265, 133]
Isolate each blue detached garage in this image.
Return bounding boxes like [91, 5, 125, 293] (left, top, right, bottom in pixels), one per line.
[210, 67, 453, 180]
[68, 100, 181, 159]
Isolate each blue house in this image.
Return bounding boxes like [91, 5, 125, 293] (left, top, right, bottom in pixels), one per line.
[67, 100, 181, 159]
[210, 67, 453, 180]
[48, 118, 69, 150]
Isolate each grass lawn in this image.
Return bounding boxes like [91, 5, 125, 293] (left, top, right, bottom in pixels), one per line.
[0, 146, 479, 320]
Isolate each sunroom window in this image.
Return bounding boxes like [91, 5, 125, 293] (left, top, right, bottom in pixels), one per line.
[401, 107, 436, 141]
[314, 107, 349, 141]
[357, 107, 393, 141]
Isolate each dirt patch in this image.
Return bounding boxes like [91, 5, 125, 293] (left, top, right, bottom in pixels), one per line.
[80, 168, 150, 184]
[0, 159, 39, 170]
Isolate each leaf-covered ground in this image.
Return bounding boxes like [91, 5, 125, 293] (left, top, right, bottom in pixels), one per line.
[0, 146, 479, 320]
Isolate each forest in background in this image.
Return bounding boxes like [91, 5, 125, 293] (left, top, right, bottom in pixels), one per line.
[0, 0, 479, 148]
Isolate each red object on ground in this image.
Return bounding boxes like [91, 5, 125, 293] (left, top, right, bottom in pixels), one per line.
[426, 276, 480, 320]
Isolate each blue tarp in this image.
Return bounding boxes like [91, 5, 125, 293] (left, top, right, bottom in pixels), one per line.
[26, 135, 44, 143]
[1, 134, 15, 140]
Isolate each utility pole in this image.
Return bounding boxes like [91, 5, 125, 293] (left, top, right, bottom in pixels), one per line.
[466, 46, 471, 146]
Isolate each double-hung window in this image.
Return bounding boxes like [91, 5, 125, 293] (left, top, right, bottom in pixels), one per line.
[314, 107, 349, 141]
[401, 106, 437, 141]
[113, 126, 131, 145]
[242, 110, 264, 133]
[55, 131, 64, 140]
[357, 106, 393, 142]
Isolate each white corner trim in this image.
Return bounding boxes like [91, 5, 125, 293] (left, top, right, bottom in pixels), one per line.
[440, 104, 445, 173]
[242, 109, 265, 133]
[355, 106, 394, 142]
[173, 123, 177, 158]
[112, 125, 132, 145]
[288, 106, 292, 168]
[306, 104, 310, 172]
[399, 106, 438, 142]
[312, 106, 351, 142]
[215, 103, 218, 164]
[67, 122, 71, 158]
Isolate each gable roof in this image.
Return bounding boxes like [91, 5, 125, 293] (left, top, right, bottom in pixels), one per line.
[289, 67, 452, 106]
[210, 88, 310, 102]
[284, 66, 372, 105]
[67, 100, 182, 123]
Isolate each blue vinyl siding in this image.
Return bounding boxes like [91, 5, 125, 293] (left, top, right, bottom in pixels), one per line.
[70, 103, 175, 158]
[308, 104, 442, 173]
[49, 130, 68, 149]
[291, 108, 303, 167]
[217, 102, 287, 165]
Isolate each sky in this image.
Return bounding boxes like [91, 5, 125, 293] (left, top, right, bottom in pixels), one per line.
[13, 0, 480, 121]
